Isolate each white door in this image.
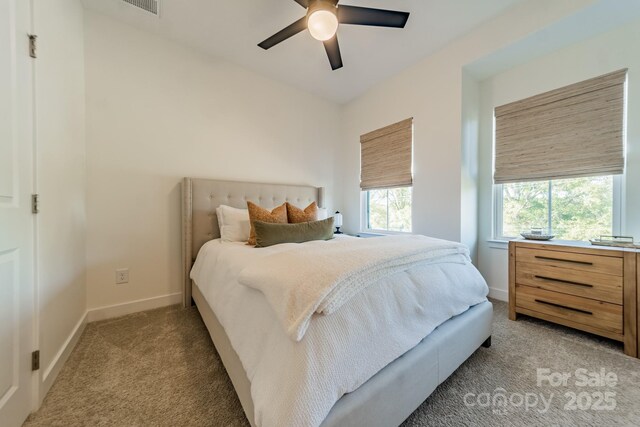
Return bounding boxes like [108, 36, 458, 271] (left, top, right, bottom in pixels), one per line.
[0, 0, 35, 425]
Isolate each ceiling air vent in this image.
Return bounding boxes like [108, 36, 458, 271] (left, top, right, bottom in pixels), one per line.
[122, 0, 159, 16]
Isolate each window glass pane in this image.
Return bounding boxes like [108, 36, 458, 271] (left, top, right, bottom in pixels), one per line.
[366, 187, 412, 232]
[501, 176, 614, 240]
[551, 176, 613, 240]
[387, 187, 412, 232]
[367, 189, 388, 230]
[502, 181, 549, 237]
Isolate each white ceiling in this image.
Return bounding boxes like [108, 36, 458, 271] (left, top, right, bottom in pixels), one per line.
[81, 0, 524, 103]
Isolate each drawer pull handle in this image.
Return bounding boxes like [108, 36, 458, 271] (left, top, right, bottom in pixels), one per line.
[534, 275, 593, 288]
[534, 299, 593, 315]
[535, 255, 593, 266]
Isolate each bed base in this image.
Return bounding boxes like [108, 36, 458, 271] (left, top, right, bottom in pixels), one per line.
[193, 284, 492, 427]
[192, 285, 256, 425]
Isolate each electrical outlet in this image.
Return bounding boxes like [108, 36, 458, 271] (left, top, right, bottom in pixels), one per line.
[116, 268, 129, 284]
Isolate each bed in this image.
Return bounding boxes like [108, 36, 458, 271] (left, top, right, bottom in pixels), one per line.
[182, 177, 493, 427]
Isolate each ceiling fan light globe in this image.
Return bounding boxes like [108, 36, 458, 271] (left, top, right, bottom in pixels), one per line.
[307, 10, 338, 41]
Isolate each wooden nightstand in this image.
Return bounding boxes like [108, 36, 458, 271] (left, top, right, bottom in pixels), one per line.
[509, 240, 638, 358]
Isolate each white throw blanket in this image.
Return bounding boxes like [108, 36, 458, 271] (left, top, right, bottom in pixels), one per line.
[238, 235, 469, 341]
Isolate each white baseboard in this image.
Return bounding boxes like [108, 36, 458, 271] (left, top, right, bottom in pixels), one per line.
[488, 287, 508, 302]
[87, 292, 182, 323]
[40, 310, 87, 406]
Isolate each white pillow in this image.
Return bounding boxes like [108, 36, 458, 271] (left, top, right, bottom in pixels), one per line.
[216, 205, 251, 242]
[317, 207, 329, 220]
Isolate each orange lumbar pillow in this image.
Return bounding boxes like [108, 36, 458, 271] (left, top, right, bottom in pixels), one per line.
[247, 201, 288, 246]
[286, 201, 318, 224]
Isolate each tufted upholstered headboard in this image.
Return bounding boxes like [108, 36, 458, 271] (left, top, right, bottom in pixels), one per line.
[182, 177, 325, 306]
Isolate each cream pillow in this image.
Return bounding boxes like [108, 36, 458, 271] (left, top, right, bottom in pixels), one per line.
[317, 207, 328, 220]
[216, 205, 251, 242]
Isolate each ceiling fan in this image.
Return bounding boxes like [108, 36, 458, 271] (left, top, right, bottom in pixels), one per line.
[258, 0, 410, 71]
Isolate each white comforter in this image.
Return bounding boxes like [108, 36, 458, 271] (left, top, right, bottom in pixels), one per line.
[191, 236, 488, 427]
[239, 235, 469, 341]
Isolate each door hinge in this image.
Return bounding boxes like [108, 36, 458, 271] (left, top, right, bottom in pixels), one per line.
[31, 194, 39, 214]
[32, 350, 40, 371]
[28, 34, 37, 58]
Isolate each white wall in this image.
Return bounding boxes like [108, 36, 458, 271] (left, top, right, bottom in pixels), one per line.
[461, 72, 480, 263]
[83, 11, 342, 312]
[476, 19, 640, 301]
[335, 0, 597, 244]
[34, 0, 87, 402]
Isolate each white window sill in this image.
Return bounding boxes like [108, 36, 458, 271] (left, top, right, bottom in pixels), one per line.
[487, 239, 509, 250]
[360, 230, 412, 236]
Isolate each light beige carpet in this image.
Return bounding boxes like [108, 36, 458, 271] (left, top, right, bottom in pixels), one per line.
[24, 300, 640, 427]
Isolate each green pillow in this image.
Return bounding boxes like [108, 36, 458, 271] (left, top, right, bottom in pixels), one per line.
[254, 217, 334, 248]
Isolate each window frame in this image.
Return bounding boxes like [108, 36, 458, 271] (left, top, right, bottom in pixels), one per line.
[360, 187, 413, 234]
[492, 175, 623, 241]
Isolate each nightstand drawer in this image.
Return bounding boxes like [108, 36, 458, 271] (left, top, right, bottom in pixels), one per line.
[516, 261, 623, 304]
[516, 284, 623, 334]
[516, 247, 623, 276]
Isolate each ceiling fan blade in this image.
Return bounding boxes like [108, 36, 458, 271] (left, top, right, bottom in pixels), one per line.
[323, 36, 343, 70]
[258, 17, 307, 50]
[338, 5, 409, 28]
[293, 0, 309, 7]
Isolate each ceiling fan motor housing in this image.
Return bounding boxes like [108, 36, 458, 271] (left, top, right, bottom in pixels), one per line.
[307, 0, 338, 18]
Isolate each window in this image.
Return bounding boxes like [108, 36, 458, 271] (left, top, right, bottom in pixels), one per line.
[360, 118, 413, 233]
[364, 187, 412, 232]
[492, 70, 626, 242]
[495, 176, 620, 240]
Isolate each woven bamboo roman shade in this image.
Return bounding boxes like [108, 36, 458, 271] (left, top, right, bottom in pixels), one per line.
[360, 118, 413, 190]
[494, 69, 627, 184]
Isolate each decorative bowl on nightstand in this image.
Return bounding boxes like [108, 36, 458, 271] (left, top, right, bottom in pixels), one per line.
[520, 232, 554, 241]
